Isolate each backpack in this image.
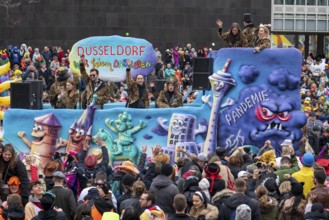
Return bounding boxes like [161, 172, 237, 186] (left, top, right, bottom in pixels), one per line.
[235, 204, 251, 220]
[230, 201, 251, 220]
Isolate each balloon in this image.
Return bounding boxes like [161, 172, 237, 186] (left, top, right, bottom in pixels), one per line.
[0, 62, 10, 76]
[0, 79, 19, 93]
[126, 32, 130, 36]
[0, 96, 10, 107]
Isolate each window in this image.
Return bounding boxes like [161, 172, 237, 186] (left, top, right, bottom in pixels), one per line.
[285, 0, 295, 4]
[274, 0, 284, 4]
[306, 20, 316, 30]
[317, 20, 327, 30]
[274, 19, 284, 29]
[296, 20, 305, 30]
[285, 20, 295, 30]
[296, 0, 306, 4]
[318, 0, 327, 5]
[307, 0, 316, 5]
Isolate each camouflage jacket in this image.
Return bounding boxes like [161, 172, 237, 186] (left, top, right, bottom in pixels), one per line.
[55, 89, 79, 109]
[242, 25, 257, 47]
[156, 90, 183, 108]
[126, 70, 150, 108]
[255, 37, 271, 51]
[49, 75, 79, 108]
[218, 29, 246, 47]
[49, 80, 68, 108]
[80, 65, 110, 109]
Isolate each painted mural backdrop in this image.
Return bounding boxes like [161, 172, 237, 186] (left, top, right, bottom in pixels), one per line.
[3, 48, 306, 166]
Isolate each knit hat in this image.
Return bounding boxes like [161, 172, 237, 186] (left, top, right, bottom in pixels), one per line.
[246, 164, 257, 176]
[84, 188, 100, 200]
[215, 147, 226, 157]
[205, 163, 220, 176]
[7, 176, 20, 186]
[281, 139, 292, 146]
[197, 153, 208, 162]
[235, 204, 251, 220]
[238, 171, 251, 178]
[291, 181, 304, 196]
[7, 176, 20, 194]
[302, 152, 315, 167]
[194, 191, 209, 204]
[204, 163, 221, 193]
[122, 174, 135, 187]
[160, 163, 173, 176]
[40, 192, 56, 211]
[198, 178, 210, 190]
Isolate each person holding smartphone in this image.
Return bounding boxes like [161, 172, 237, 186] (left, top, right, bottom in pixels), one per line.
[55, 80, 79, 109]
[125, 67, 150, 108]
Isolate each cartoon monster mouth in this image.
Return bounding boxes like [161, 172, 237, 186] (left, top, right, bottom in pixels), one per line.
[254, 122, 290, 136]
[265, 122, 283, 130]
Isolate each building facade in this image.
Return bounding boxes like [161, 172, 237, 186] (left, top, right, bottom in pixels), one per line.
[271, 0, 329, 58]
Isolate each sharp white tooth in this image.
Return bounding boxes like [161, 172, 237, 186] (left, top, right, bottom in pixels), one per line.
[278, 124, 282, 130]
[273, 124, 278, 130]
[267, 124, 271, 130]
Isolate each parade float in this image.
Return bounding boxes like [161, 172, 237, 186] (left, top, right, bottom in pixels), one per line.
[2, 36, 306, 167]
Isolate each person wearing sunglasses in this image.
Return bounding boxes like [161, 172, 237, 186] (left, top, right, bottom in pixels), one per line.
[80, 56, 111, 109]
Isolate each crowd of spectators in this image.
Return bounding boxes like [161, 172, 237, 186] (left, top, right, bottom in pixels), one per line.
[1, 133, 329, 220]
[1, 12, 329, 220]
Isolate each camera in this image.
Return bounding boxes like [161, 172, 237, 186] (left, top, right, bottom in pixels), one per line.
[58, 152, 67, 157]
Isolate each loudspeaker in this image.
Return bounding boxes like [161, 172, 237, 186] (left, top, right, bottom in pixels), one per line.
[30, 80, 43, 110]
[10, 81, 43, 109]
[192, 58, 214, 90]
[10, 82, 33, 109]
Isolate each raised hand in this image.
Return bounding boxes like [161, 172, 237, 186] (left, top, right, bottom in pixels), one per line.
[96, 136, 105, 147]
[216, 19, 223, 28]
[142, 145, 147, 154]
[152, 145, 162, 157]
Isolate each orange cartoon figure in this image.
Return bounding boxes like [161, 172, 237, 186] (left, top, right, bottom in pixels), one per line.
[18, 113, 62, 168]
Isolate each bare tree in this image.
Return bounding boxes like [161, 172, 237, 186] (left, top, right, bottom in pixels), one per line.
[0, 0, 22, 27]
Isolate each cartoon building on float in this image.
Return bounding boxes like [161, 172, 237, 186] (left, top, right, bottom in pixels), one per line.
[17, 113, 61, 167]
[157, 113, 207, 162]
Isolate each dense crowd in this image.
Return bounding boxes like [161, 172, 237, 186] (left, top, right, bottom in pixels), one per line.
[1, 134, 329, 220]
[1, 12, 329, 220]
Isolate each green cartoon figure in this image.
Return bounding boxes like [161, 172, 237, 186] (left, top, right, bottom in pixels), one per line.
[105, 112, 147, 156]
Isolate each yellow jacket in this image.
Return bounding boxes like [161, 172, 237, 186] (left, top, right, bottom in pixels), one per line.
[292, 166, 315, 198]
